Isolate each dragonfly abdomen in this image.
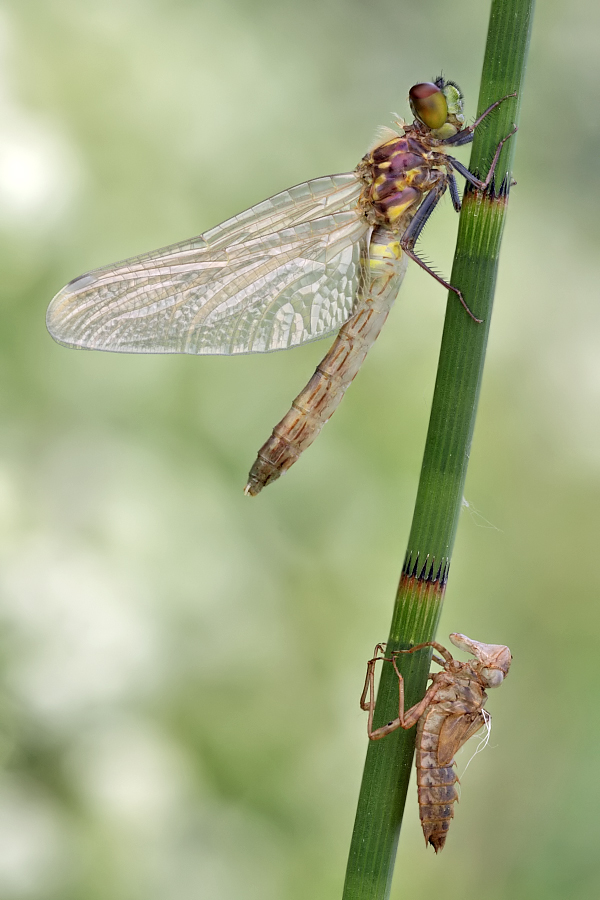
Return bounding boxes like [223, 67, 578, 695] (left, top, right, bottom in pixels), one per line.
[416, 707, 459, 853]
[244, 228, 407, 495]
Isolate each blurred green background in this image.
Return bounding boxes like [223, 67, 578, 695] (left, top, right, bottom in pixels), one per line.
[0, 1, 598, 898]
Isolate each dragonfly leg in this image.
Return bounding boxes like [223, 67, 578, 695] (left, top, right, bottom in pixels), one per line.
[446, 125, 518, 193]
[448, 170, 461, 212]
[442, 92, 517, 147]
[360, 644, 390, 714]
[366, 653, 445, 741]
[361, 652, 391, 737]
[400, 182, 482, 323]
[393, 640, 454, 665]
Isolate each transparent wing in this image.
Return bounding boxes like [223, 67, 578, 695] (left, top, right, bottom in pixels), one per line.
[47, 173, 370, 355]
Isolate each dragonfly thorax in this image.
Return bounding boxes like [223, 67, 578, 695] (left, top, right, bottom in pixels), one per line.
[358, 134, 446, 231]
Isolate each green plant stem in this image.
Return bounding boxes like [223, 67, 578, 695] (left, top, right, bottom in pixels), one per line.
[342, 1, 534, 897]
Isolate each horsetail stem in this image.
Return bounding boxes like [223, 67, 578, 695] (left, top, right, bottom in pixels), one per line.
[342, 1, 534, 897]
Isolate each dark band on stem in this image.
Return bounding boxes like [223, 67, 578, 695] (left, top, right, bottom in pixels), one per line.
[401, 551, 450, 586]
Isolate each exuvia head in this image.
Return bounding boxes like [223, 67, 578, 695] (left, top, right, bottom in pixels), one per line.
[408, 77, 465, 139]
[449, 632, 512, 688]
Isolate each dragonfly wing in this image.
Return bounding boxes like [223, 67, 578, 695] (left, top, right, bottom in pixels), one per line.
[201, 172, 365, 247]
[47, 173, 369, 355]
[437, 712, 486, 766]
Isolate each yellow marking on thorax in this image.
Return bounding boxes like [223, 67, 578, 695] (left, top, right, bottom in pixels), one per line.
[386, 194, 418, 224]
[404, 169, 423, 186]
[372, 173, 417, 202]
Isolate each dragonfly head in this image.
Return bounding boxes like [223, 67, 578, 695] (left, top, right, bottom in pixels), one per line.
[409, 77, 466, 140]
[449, 632, 512, 688]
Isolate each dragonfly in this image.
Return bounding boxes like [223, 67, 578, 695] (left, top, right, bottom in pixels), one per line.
[47, 78, 516, 495]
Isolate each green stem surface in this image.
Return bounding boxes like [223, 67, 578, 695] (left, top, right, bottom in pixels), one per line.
[343, 1, 534, 897]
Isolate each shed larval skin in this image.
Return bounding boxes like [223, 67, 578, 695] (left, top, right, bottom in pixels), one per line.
[361, 633, 512, 851]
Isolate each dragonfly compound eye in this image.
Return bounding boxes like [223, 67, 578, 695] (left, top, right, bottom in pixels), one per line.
[481, 667, 505, 688]
[408, 83, 448, 130]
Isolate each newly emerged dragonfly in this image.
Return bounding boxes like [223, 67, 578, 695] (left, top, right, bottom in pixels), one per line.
[361, 633, 512, 851]
[47, 78, 515, 495]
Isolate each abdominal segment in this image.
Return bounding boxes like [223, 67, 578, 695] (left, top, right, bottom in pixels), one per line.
[416, 711, 460, 853]
[244, 227, 407, 495]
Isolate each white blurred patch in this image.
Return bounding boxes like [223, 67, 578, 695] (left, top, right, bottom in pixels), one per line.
[0, 127, 78, 225]
[0, 11, 82, 230]
[0, 780, 68, 897]
[67, 717, 193, 828]
[1, 535, 159, 725]
[66, 718, 286, 900]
